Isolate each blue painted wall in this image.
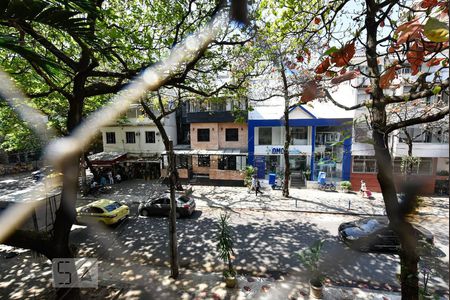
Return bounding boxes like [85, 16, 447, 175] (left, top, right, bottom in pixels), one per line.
[247, 118, 353, 180]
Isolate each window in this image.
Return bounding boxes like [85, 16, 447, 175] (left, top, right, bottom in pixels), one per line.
[106, 132, 116, 144]
[352, 156, 377, 173]
[218, 155, 237, 170]
[198, 155, 210, 167]
[104, 202, 122, 212]
[145, 131, 155, 143]
[258, 127, 272, 145]
[225, 128, 239, 141]
[126, 132, 136, 144]
[176, 155, 189, 168]
[393, 157, 433, 175]
[197, 128, 210, 142]
[291, 127, 307, 145]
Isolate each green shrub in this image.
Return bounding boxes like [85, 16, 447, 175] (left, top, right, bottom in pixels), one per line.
[244, 165, 255, 187]
[340, 181, 352, 190]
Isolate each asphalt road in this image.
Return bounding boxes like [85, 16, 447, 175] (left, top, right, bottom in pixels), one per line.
[69, 206, 449, 293]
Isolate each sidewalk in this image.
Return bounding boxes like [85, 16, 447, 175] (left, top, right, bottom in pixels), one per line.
[96, 262, 403, 300]
[0, 247, 404, 299]
[99, 179, 449, 217]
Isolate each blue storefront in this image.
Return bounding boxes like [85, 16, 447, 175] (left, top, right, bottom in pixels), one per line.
[247, 106, 352, 182]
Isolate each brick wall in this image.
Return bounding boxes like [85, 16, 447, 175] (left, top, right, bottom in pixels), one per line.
[160, 168, 189, 179]
[350, 174, 444, 195]
[210, 169, 244, 180]
[190, 123, 219, 150]
[217, 123, 247, 150]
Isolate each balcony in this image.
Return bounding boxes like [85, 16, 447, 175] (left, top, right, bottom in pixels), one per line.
[186, 111, 240, 123]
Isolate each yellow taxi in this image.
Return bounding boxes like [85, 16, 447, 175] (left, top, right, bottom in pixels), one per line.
[76, 199, 130, 225]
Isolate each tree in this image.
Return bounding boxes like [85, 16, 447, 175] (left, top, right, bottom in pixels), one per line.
[297, 1, 448, 298]
[251, 0, 325, 197]
[1, 0, 250, 288]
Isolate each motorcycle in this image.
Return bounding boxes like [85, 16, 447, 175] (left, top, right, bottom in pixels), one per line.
[271, 178, 284, 190]
[318, 178, 336, 191]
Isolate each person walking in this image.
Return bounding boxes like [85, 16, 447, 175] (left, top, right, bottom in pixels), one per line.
[250, 174, 257, 192]
[255, 178, 263, 196]
[107, 170, 114, 185]
[360, 180, 367, 197]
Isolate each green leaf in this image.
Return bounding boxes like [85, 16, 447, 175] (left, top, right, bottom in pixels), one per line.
[432, 86, 441, 95]
[424, 17, 449, 43]
[324, 46, 339, 56]
[0, 34, 61, 77]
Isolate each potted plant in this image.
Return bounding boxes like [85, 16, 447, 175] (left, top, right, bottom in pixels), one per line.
[418, 259, 434, 300]
[217, 213, 237, 288]
[298, 240, 325, 299]
[340, 181, 352, 193]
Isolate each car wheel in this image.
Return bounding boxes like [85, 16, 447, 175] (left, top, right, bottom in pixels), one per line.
[141, 209, 149, 217]
[330, 185, 336, 191]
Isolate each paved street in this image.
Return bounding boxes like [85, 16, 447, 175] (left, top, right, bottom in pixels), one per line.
[0, 176, 448, 299]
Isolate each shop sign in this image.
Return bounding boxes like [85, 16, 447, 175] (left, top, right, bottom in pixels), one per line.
[265, 146, 307, 155]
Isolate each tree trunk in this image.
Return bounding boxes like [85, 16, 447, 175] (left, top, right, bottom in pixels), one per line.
[283, 111, 291, 198]
[84, 152, 99, 181]
[80, 153, 88, 195]
[365, 1, 419, 298]
[168, 141, 179, 279]
[279, 61, 291, 197]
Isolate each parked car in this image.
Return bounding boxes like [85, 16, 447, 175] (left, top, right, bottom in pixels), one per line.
[338, 216, 434, 253]
[138, 192, 195, 218]
[76, 199, 129, 225]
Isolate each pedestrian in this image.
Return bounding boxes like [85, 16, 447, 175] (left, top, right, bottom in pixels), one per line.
[100, 175, 107, 186]
[115, 173, 121, 183]
[250, 174, 256, 191]
[107, 170, 114, 185]
[255, 178, 262, 196]
[360, 180, 367, 197]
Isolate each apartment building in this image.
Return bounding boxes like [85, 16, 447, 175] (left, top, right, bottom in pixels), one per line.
[344, 59, 449, 194]
[161, 99, 248, 185]
[96, 104, 177, 180]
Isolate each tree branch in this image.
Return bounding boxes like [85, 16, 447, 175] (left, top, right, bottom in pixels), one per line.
[18, 22, 78, 71]
[386, 107, 450, 134]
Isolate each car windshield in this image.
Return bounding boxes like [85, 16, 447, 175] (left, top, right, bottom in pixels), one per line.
[104, 202, 122, 212]
[357, 219, 383, 233]
[178, 196, 190, 203]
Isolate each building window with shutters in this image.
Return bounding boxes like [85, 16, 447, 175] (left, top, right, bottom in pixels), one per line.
[197, 129, 210, 142]
[145, 131, 155, 143]
[106, 132, 116, 144]
[225, 128, 239, 141]
[126, 132, 136, 144]
[352, 156, 377, 173]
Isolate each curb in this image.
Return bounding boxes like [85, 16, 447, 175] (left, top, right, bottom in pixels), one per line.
[195, 204, 387, 216]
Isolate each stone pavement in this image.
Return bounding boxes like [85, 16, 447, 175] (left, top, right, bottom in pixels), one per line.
[98, 179, 449, 217]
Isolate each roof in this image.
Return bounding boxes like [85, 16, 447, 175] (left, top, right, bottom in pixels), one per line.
[88, 152, 127, 165]
[249, 101, 353, 120]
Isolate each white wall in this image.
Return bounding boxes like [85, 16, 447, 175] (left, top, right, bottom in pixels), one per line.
[437, 158, 449, 173]
[395, 143, 449, 158]
[102, 125, 166, 154]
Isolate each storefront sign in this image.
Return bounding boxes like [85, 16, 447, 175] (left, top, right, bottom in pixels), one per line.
[265, 146, 307, 156]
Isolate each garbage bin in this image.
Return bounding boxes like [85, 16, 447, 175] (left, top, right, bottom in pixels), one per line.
[269, 173, 276, 185]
